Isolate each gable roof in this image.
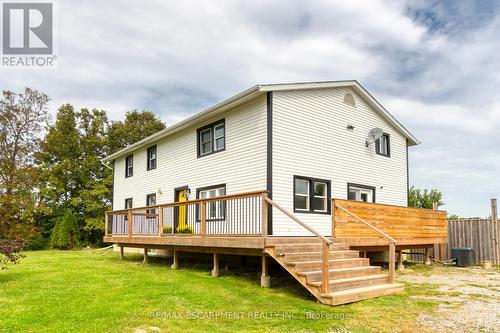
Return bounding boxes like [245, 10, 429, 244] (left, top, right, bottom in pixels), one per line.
[103, 80, 419, 162]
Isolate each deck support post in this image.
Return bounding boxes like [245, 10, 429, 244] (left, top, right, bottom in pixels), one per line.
[143, 248, 149, 264]
[397, 250, 404, 271]
[388, 242, 396, 284]
[171, 249, 178, 269]
[211, 253, 219, 277]
[425, 247, 432, 265]
[260, 255, 271, 288]
[119, 245, 124, 259]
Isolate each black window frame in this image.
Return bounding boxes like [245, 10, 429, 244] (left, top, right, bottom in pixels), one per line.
[375, 133, 391, 157]
[197, 119, 225, 158]
[146, 193, 157, 216]
[293, 176, 331, 215]
[124, 198, 133, 209]
[196, 184, 227, 221]
[347, 183, 376, 203]
[125, 155, 133, 178]
[147, 145, 157, 171]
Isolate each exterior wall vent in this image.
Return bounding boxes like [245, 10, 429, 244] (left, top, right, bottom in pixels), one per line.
[344, 93, 356, 107]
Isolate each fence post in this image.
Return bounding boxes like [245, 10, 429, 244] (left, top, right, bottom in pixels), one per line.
[200, 200, 206, 236]
[432, 202, 440, 261]
[262, 193, 268, 237]
[492, 198, 499, 266]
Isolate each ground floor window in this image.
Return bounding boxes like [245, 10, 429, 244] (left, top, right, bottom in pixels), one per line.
[293, 176, 331, 214]
[347, 183, 375, 203]
[197, 184, 226, 220]
[146, 193, 157, 216]
[124, 198, 133, 209]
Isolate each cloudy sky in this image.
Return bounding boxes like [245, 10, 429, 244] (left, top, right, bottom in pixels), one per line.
[2, 0, 499, 217]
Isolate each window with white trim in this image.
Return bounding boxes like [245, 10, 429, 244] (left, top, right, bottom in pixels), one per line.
[375, 133, 390, 157]
[125, 155, 133, 177]
[147, 145, 157, 170]
[294, 176, 331, 214]
[124, 198, 133, 209]
[347, 184, 375, 203]
[146, 193, 156, 216]
[197, 120, 225, 157]
[197, 185, 226, 220]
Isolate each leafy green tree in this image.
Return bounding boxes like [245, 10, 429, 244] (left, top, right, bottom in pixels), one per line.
[77, 108, 111, 243]
[408, 186, 444, 209]
[0, 88, 49, 242]
[36, 106, 113, 244]
[107, 110, 165, 154]
[448, 214, 459, 220]
[49, 211, 79, 249]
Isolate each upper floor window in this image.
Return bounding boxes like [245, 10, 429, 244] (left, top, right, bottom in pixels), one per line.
[125, 155, 133, 177]
[124, 198, 133, 209]
[147, 145, 157, 170]
[197, 119, 225, 157]
[375, 133, 390, 157]
[293, 176, 331, 214]
[348, 183, 375, 203]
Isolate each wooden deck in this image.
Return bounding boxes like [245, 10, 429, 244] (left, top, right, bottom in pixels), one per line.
[104, 191, 447, 305]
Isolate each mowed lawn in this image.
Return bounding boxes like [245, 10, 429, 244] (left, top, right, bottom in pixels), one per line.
[0, 250, 439, 333]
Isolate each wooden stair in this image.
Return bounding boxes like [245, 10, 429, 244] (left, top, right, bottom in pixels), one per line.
[265, 240, 404, 306]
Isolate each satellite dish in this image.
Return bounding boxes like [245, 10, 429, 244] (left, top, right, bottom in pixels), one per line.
[366, 128, 384, 147]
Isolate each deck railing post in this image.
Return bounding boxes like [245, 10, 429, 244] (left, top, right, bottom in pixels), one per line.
[127, 209, 132, 238]
[261, 193, 268, 237]
[389, 241, 396, 284]
[158, 205, 163, 237]
[321, 241, 330, 294]
[104, 212, 109, 236]
[331, 199, 335, 239]
[200, 200, 206, 236]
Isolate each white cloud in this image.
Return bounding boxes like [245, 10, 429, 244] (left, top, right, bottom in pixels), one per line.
[1, 0, 499, 217]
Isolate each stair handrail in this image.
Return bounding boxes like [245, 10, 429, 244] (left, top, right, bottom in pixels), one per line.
[334, 202, 397, 284]
[265, 197, 333, 294]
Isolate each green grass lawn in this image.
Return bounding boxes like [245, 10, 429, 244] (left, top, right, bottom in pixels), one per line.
[0, 250, 440, 333]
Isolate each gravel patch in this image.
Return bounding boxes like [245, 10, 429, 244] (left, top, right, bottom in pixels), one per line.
[399, 266, 500, 333]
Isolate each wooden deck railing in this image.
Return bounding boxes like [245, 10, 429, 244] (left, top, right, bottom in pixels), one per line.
[265, 198, 333, 294]
[333, 200, 397, 283]
[105, 190, 268, 237]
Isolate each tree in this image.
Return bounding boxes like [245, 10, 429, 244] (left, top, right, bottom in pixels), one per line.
[448, 214, 459, 220]
[36, 106, 112, 244]
[0, 88, 49, 242]
[77, 108, 112, 243]
[408, 186, 444, 209]
[107, 110, 165, 154]
[49, 212, 79, 249]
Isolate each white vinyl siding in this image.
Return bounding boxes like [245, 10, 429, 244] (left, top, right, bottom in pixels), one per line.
[272, 87, 408, 236]
[113, 96, 267, 209]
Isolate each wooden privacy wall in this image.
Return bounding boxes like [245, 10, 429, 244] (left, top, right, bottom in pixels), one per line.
[333, 199, 448, 244]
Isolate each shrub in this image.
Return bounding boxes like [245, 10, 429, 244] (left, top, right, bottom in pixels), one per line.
[0, 239, 26, 269]
[175, 225, 193, 234]
[50, 212, 80, 249]
[163, 226, 173, 234]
